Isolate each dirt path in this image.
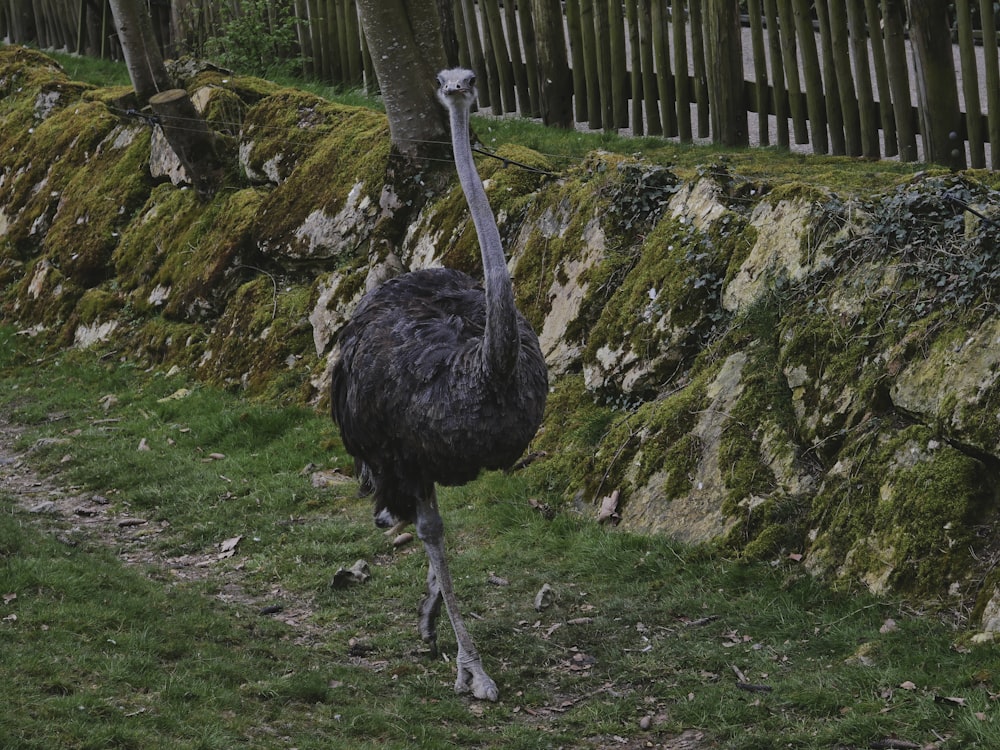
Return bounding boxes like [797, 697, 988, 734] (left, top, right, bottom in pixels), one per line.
[0, 415, 323, 641]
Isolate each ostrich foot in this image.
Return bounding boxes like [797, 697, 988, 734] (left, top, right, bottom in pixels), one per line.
[455, 656, 499, 702]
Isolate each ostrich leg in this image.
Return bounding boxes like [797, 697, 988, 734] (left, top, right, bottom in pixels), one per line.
[418, 564, 443, 657]
[415, 492, 499, 701]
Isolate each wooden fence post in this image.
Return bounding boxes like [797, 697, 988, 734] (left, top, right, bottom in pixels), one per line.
[763, 0, 790, 147]
[846, 0, 880, 159]
[954, 0, 985, 168]
[978, 0, 1000, 170]
[746, 0, 770, 147]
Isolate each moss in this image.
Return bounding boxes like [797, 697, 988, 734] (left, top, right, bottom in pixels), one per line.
[74, 288, 123, 324]
[479, 144, 553, 201]
[809, 424, 991, 597]
[602, 374, 709, 501]
[198, 276, 315, 403]
[874, 440, 986, 591]
[582, 214, 732, 397]
[721, 222, 759, 288]
[764, 181, 831, 207]
[43, 118, 152, 287]
[9, 258, 82, 331]
[511, 157, 621, 331]
[254, 107, 390, 257]
[114, 186, 264, 320]
[741, 517, 785, 559]
[525, 374, 616, 498]
[718, 304, 793, 506]
[131, 318, 207, 368]
[1, 95, 119, 261]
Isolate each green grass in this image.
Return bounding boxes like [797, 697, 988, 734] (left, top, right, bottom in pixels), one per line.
[46, 49, 133, 88]
[3, 330, 1000, 749]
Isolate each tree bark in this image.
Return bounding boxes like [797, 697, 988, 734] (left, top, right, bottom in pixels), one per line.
[356, 0, 449, 160]
[906, 0, 965, 168]
[107, 0, 172, 103]
[531, 0, 573, 128]
[702, 0, 747, 146]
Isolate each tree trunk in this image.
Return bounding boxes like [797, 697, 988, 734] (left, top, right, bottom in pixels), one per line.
[108, 0, 223, 199]
[437, 0, 460, 68]
[702, 0, 746, 146]
[107, 0, 172, 103]
[906, 0, 965, 168]
[355, 0, 449, 160]
[149, 88, 225, 200]
[531, 0, 573, 128]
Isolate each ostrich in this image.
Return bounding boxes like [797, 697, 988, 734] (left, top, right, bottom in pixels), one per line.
[330, 68, 548, 701]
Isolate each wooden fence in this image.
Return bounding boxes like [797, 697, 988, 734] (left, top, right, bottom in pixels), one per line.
[3, 1, 999, 168]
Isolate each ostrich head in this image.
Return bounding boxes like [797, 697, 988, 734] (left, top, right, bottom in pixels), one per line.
[437, 68, 478, 110]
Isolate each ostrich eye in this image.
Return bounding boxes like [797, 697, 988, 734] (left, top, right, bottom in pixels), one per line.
[467, 75, 476, 87]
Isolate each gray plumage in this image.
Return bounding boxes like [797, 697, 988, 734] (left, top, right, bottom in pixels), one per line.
[330, 68, 547, 701]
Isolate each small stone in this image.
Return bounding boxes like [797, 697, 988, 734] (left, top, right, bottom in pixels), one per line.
[639, 715, 652, 730]
[331, 559, 371, 588]
[28, 500, 56, 514]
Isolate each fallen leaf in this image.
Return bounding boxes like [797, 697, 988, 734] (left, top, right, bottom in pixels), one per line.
[543, 622, 562, 639]
[900, 680, 918, 691]
[218, 535, 243, 555]
[788, 552, 803, 562]
[137, 438, 150, 451]
[934, 695, 966, 706]
[597, 489, 621, 524]
[880, 618, 899, 633]
[157, 388, 191, 402]
[3, 593, 16, 605]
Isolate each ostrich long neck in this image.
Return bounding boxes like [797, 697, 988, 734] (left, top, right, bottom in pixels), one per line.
[448, 100, 519, 379]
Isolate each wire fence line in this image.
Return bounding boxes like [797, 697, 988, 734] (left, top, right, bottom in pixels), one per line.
[3, 1, 999, 168]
